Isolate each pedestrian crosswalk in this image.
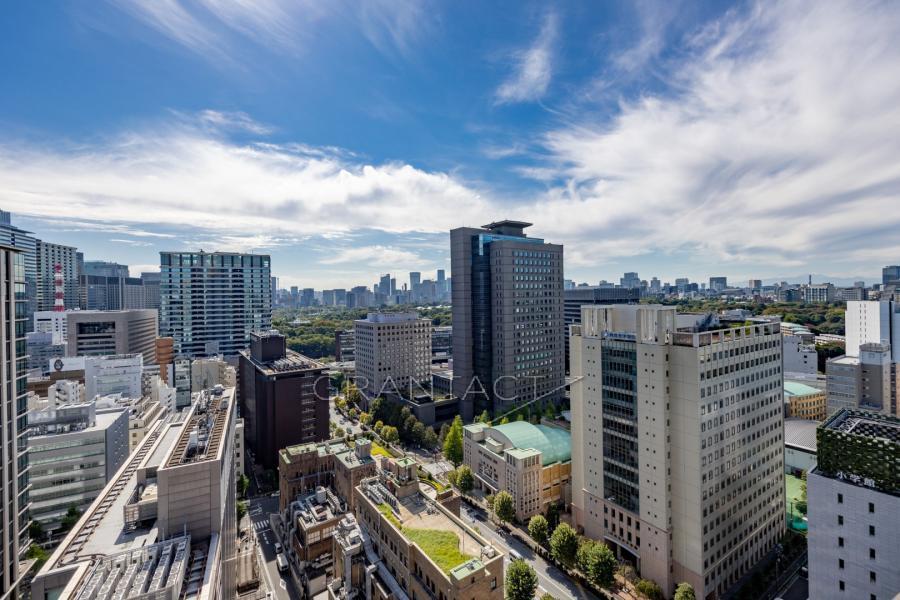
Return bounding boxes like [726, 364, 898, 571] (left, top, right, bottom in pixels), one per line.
[252, 520, 270, 533]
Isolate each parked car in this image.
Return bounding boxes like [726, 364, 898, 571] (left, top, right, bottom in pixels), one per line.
[274, 542, 283, 554]
[276, 553, 288, 574]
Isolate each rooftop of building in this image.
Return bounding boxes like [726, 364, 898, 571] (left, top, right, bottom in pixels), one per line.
[243, 347, 324, 374]
[784, 381, 823, 397]
[359, 477, 496, 575]
[163, 386, 233, 468]
[356, 312, 427, 324]
[828, 354, 860, 366]
[784, 419, 819, 453]
[37, 389, 231, 573]
[28, 405, 125, 440]
[822, 409, 900, 444]
[482, 219, 532, 231]
[464, 420, 571, 466]
[280, 438, 351, 461]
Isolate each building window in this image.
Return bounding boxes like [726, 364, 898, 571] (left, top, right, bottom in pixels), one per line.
[838, 515, 844, 525]
[837, 493, 843, 504]
[870, 571, 876, 583]
[869, 502, 875, 513]
[839, 581, 845, 591]
[839, 537, 844, 547]
[869, 548, 876, 560]
[869, 525, 875, 536]
[839, 559, 844, 569]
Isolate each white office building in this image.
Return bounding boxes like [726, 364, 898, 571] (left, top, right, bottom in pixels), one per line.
[570, 305, 785, 598]
[84, 353, 143, 401]
[845, 300, 900, 361]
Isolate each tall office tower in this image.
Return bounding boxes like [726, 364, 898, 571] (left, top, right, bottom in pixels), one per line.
[409, 271, 421, 300]
[570, 305, 785, 598]
[450, 220, 564, 421]
[620, 271, 641, 289]
[709, 276, 728, 292]
[807, 409, 900, 599]
[390, 277, 397, 296]
[160, 251, 271, 357]
[140, 271, 161, 309]
[67, 309, 158, 364]
[354, 313, 431, 398]
[649, 277, 661, 293]
[301, 287, 314, 307]
[882, 265, 900, 286]
[290, 285, 299, 307]
[270, 276, 278, 307]
[845, 300, 900, 361]
[0, 244, 27, 598]
[562, 286, 640, 372]
[379, 274, 391, 298]
[333, 288, 347, 306]
[0, 210, 38, 332]
[82, 260, 129, 278]
[239, 331, 328, 468]
[749, 279, 762, 291]
[322, 289, 335, 306]
[36, 240, 79, 311]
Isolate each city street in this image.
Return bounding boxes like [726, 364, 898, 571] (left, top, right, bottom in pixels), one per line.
[248, 495, 300, 600]
[459, 504, 602, 600]
[329, 397, 363, 436]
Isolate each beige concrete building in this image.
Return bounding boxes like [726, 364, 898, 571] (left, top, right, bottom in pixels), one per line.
[353, 458, 504, 600]
[66, 309, 158, 364]
[278, 438, 377, 512]
[354, 312, 431, 397]
[783, 380, 827, 421]
[826, 343, 896, 417]
[570, 305, 785, 599]
[463, 420, 571, 521]
[95, 393, 166, 451]
[190, 356, 237, 392]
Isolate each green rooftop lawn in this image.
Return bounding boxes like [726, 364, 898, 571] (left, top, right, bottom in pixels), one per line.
[785, 473, 804, 517]
[370, 441, 393, 458]
[378, 503, 473, 573]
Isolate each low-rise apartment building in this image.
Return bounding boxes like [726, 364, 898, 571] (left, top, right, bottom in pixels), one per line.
[784, 380, 828, 420]
[278, 438, 377, 512]
[463, 420, 571, 521]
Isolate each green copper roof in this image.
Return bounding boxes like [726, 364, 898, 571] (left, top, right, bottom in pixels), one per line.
[490, 421, 571, 466]
[784, 381, 822, 397]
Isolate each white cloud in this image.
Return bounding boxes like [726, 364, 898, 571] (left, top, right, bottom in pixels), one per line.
[321, 245, 429, 269]
[524, 0, 900, 276]
[495, 12, 557, 104]
[106, 0, 429, 66]
[0, 115, 492, 241]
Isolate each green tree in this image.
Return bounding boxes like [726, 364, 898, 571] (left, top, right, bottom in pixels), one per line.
[477, 409, 491, 423]
[447, 468, 459, 488]
[381, 425, 399, 444]
[493, 491, 515, 524]
[443, 415, 464, 467]
[237, 473, 250, 499]
[28, 520, 44, 542]
[423, 426, 438, 449]
[674, 582, 696, 600]
[549, 523, 579, 568]
[499, 416, 510, 425]
[438, 422, 450, 445]
[505, 559, 538, 600]
[455, 465, 474, 493]
[528, 515, 550, 547]
[60, 505, 82, 531]
[636, 578, 663, 600]
[540, 595, 557, 600]
[577, 539, 616, 588]
[411, 421, 426, 446]
[26, 543, 49, 569]
[485, 493, 495, 512]
[236, 500, 248, 521]
[360, 412, 373, 426]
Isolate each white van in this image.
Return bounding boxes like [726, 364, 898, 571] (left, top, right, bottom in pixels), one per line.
[276, 553, 288, 574]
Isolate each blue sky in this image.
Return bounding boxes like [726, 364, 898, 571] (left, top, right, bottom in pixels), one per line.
[2, 1, 899, 289]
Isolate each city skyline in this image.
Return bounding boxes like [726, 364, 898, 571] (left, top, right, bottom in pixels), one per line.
[3, 1, 900, 288]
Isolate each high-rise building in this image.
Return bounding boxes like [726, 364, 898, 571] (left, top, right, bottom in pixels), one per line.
[749, 279, 762, 291]
[563, 286, 640, 372]
[881, 265, 900, 286]
[570, 305, 785, 598]
[620, 271, 641, 289]
[0, 210, 38, 332]
[160, 251, 272, 357]
[239, 331, 329, 468]
[36, 240, 79, 311]
[33, 309, 69, 341]
[709, 276, 728, 292]
[845, 300, 900, 361]
[301, 287, 315, 307]
[140, 271, 161, 309]
[354, 313, 431, 398]
[82, 260, 129, 278]
[333, 288, 347, 306]
[335, 328, 355, 362]
[450, 220, 564, 420]
[803, 283, 835, 302]
[807, 409, 900, 599]
[66, 309, 158, 364]
[0, 244, 28, 598]
[409, 271, 421, 292]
